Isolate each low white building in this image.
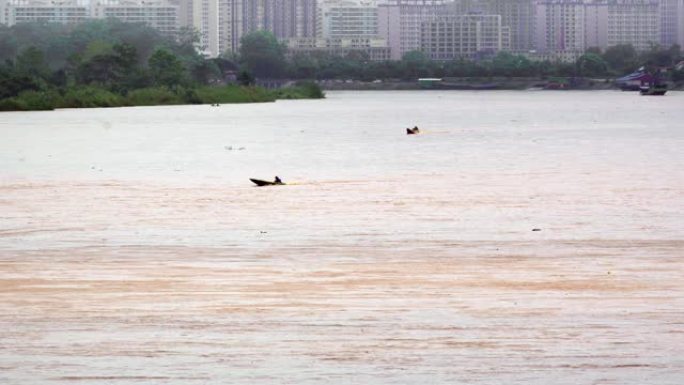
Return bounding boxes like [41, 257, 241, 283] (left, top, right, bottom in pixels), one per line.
[1, 0, 177, 36]
[523, 49, 584, 63]
[285, 36, 391, 61]
[91, 0, 178, 36]
[318, 0, 379, 39]
[2, 0, 88, 26]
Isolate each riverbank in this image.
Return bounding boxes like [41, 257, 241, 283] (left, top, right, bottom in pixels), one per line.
[319, 77, 684, 91]
[0, 82, 325, 112]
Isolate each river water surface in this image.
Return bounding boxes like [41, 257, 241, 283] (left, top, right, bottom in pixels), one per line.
[1, 91, 683, 384]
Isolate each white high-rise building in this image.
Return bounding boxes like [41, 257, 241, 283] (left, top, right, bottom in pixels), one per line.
[1, 0, 178, 36]
[187, 0, 219, 56]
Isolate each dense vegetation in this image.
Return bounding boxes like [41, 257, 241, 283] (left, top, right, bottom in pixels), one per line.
[1, 21, 682, 111]
[243, 33, 683, 81]
[0, 21, 323, 111]
[239, 31, 682, 81]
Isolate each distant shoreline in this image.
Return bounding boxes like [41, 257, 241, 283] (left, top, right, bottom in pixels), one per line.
[319, 78, 684, 91]
[0, 83, 325, 112]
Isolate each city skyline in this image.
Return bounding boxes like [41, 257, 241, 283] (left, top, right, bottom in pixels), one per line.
[1, 0, 683, 60]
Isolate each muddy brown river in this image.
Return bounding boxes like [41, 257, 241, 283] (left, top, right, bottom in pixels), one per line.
[1, 91, 683, 384]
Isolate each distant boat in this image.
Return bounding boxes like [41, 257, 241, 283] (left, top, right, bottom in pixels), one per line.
[616, 69, 653, 91]
[618, 67, 669, 94]
[543, 81, 568, 90]
[418, 78, 443, 89]
[406, 127, 420, 135]
[250, 178, 285, 186]
[418, 78, 499, 90]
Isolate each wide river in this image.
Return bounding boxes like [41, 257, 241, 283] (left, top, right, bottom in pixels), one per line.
[1, 91, 683, 384]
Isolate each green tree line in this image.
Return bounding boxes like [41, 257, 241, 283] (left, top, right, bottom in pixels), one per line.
[238, 30, 683, 81]
[0, 21, 322, 111]
[1, 22, 682, 110]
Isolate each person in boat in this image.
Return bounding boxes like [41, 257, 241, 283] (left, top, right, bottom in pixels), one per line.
[274, 176, 283, 184]
[406, 126, 420, 135]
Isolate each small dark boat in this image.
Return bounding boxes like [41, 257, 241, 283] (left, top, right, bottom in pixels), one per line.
[406, 127, 420, 135]
[250, 178, 284, 186]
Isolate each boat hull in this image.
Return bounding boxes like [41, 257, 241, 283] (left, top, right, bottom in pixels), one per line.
[640, 87, 667, 96]
[250, 178, 283, 186]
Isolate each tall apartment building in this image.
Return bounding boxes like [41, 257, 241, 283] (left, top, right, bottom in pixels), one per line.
[680, 0, 684, 45]
[604, 0, 659, 51]
[187, 0, 316, 58]
[421, 14, 509, 60]
[479, 0, 536, 52]
[659, 0, 684, 45]
[585, 0, 609, 48]
[429, 0, 536, 52]
[2, 0, 88, 26]
[92, 0, 179, 36]
[168, 0, 192, 31]
[379, 0, 534, 60]
[265, 0, 317, 39]
[535, 0, 587, 55]
[186, 0, 217, 56]
[378, 0, 449, 60]
[289, 0, 392, 60]
[537, 0, 661, 58]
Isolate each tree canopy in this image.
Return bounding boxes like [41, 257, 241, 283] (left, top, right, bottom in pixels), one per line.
[238, 30, 286, 78]
[0, 21, 326, 111]
[576, 53, 609, 77]
[149, 48, 187, 88]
